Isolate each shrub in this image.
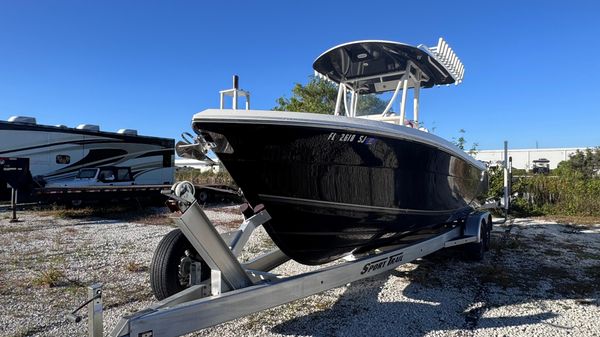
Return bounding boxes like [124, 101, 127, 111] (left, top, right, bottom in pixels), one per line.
[175, 167, 236, 186]
[488, 148, 600, 217]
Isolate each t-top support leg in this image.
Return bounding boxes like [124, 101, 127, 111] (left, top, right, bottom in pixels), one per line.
[413, 71, 421, 127]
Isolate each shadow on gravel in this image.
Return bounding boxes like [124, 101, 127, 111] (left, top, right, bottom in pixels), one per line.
[272, 271, 556, 337]
[272, 222, 599, 336]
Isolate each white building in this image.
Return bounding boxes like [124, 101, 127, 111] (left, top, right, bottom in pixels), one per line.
[175, 158, 221, 173]
[474, 147, 589, 170]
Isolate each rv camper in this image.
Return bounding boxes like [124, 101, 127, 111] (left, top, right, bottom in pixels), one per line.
[0, 116, 174, 202]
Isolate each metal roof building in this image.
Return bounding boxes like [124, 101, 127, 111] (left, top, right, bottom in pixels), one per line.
[474, 147, 590, 170]
[175, 158, 221, 173]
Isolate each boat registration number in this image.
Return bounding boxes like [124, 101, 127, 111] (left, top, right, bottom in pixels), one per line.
[327, 132, 376, 144]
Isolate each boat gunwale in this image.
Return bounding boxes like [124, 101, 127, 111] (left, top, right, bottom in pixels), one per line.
[192, 109, 486, 171]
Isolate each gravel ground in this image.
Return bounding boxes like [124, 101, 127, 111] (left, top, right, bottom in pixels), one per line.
[0, 207, 599, 337]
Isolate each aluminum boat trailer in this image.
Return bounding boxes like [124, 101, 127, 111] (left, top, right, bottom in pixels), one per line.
[71, 180, 493, 337]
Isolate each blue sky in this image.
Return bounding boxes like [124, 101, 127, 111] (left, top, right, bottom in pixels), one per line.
[1, 1, 599, 150]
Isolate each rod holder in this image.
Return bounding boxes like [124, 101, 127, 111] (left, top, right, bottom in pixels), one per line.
[232, 75, 239, 89]
[219, 75, 251, 110]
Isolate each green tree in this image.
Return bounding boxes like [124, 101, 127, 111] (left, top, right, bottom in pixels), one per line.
[356, 94, 389, 115]
[274, 76, 338, 114]
[453, 129, 467, 150]
[452, 129, 479, 155]
[274, 76, 388, 115]
[556, 147, 600, 179]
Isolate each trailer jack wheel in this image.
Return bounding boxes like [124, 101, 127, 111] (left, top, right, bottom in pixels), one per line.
[150, 229, 210, 300]
[464, 219, 489, 261]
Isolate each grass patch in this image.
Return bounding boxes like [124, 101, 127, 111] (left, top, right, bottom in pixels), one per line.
[210, 206, 243, 215]
[125, 261, 148, 273]
[32, 268, 67, 288]
[62, 227, 79, 235]
[37, 204, 174, 226]
[220, 220, 242, 229]
[474, 264, 518, 289]
[490, 232, 527, 254]
[554, 242, 600, 260]
[0, 226, 37, 234]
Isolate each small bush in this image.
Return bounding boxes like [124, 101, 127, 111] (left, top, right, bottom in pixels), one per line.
[32, 268, 66, 288]
[175, 167, 235, 186]
[488, 148, 600, 217]
[125, 261, 147, 273]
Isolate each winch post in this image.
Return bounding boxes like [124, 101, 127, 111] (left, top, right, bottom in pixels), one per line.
[88, 283, 103, 337]
[10, 188, 18, 222]
[219, 75, 250, 110]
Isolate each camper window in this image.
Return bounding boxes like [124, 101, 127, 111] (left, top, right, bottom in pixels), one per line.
[56, 155, 70, 164]
[117, 168, 132, 181]
[77, 169, 98, 179]
[98, 169, 115, 181]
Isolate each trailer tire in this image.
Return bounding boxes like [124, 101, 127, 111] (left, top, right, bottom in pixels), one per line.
[150, 229, 209, 300]
[484, 218, 492, 252]
[464, 218, 489, 261]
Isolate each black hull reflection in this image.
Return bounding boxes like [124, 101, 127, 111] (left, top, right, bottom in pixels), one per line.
[194, 122, 487, 265]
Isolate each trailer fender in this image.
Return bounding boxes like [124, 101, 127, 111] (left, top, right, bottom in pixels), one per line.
[464, 212, 490, 243]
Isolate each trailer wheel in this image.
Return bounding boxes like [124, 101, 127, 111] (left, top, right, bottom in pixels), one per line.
[484, 219, 492, 252]
[150, 229, 209, 300]
[464, 219, 490, 261]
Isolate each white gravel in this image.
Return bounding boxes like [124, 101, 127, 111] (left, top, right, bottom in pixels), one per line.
[0, 208, 599, 337]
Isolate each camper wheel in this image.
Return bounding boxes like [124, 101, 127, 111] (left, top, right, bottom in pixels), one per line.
[197, 190, 210, 203]
[150, 229, 210, 300]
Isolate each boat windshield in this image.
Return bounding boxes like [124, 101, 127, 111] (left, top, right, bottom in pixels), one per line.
[334, 79, 420, 127]
[77, 169, 98, 179]
[352, 92, 395, 116]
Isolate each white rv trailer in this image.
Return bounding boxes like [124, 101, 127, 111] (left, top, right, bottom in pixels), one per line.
[0, 116, 174, 200]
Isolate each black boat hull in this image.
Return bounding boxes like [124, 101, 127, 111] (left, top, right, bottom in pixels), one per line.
[194, 117, 487, 265]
